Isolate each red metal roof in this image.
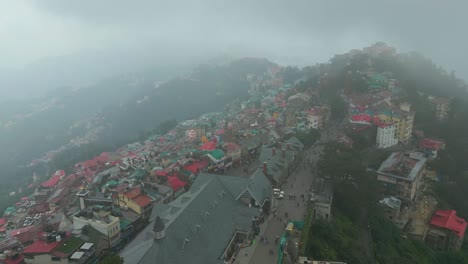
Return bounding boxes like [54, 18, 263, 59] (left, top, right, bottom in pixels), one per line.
[214, 129, 225, 135]
[430, 210, 467, 238]
[154, 170, 168, 177]
[41, 170, 64, 188]
[133, 194, 153, 207]
[123, 186, 141, 199]
[200, 142, 216, 151]
[23, 239, 60, 254]
[350, 114, 372, 123]
[167, 175, 187, 191]
[82, 159, 97, 169]
[419, 138, 445, 150]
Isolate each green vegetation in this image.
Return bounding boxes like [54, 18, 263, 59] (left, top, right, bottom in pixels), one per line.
[304, 48, 468, 264]
[305, 214, 367, 263]
[55, 237, 84, 255]
[99, 254, 124, 264]
[295, 130, 320, 149]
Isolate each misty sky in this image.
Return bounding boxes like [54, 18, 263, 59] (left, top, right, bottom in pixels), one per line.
[1, 0, 468, 99]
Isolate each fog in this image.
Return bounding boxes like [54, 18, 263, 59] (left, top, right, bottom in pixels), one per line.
[1, 0, 467, 101]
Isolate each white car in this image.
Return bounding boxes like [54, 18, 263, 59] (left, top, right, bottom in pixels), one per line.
[276, 193, 284, 199]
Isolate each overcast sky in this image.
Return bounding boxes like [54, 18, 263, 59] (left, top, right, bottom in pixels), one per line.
[1, 0, 467, 99]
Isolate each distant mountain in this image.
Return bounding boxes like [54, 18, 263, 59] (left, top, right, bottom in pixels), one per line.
[0, 58, 276, 175]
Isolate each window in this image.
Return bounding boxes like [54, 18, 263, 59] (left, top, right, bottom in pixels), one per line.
[51, 256, 61, 261]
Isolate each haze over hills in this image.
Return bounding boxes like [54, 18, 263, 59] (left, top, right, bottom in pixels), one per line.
[1, 41, 468, 263]
[3, 1, 468, 102]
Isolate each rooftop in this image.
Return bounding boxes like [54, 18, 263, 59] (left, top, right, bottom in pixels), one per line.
[124, 186, 142, 199]
[419, 138, 445, 150]
[23, 239, 61, 254]
[121, 173, 267, 264]
[377, 152, 426, 181]
[379, 196, 401, 210]
[133, 194, 153, 208]
[54, 236, 84, 256]
[312, 179, 333, 204]
[430, 210, 467, 238]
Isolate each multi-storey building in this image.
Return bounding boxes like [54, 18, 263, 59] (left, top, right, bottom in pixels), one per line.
[376, 152, 426, 201]
[376, 123, 398, 148]
[375, 103, 414, 144]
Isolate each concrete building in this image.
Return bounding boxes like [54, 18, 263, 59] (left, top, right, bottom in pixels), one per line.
[116, 187, 154, 222]
[375, 103, 415, 144]
[311, 179, 333, 221]
[379, 196, 408, 229]
[73, 210, 121, 248]
[426, 210, 467, 251]
[418, 138, 445, 159]
[23, 236, 86, 264]
[430, 97, 451, 120]
[376, 152, 427, 201]
[376, 123, 398, 149]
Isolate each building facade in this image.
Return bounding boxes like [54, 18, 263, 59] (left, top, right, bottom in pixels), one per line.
[426, 210, 467, 251]
[376, 152, 427, 201]
[73, 214, 120, 247]
[375, 103, 414, 144]
[376, 123, 398, 149]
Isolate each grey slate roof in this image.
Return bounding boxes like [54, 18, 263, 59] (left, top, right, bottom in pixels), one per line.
[242, 170, 272, 207]
[153, 216, 165, 232]
[258, 145, 295, 163]
[239, 134, 265, 150]
[285, 136, 305, 152]
[121, 173, 264, 264]
[262, 155, 289, 184]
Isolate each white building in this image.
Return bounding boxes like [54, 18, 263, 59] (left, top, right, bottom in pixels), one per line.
[73, 212, 120, 247]
[376, 123, 398, 149]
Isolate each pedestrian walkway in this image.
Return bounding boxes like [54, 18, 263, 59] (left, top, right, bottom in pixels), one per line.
[245, 125, 336, 264]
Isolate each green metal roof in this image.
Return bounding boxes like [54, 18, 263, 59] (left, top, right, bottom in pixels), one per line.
[120, 219, 132, 230]
[105, 180, 119, 187]
[55, 236, 84, 255]
[208, 149, 225, 160]
[131, 170, 147, 179]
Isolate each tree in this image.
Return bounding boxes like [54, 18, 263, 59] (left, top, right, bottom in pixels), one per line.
[99, 254, 124, 264]
[330, 95, 347, 121]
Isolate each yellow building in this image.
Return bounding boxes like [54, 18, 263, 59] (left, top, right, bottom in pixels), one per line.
[375, 103, 414, 144]
[117, 187, 154, 221]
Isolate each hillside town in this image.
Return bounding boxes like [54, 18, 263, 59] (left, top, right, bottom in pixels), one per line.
[0, 43, 463, 264]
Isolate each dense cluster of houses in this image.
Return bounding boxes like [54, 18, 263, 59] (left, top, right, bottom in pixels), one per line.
[0, 44, 458, 263]
[0, 63, 333, 264]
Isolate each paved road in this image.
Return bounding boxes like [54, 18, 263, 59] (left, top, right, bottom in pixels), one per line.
[244, 122, 343, 264]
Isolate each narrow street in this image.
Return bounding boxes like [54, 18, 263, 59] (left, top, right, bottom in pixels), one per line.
[238, 122, 343, 264]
